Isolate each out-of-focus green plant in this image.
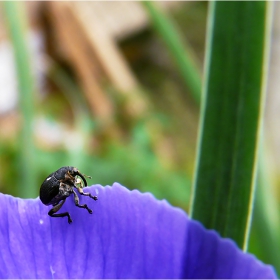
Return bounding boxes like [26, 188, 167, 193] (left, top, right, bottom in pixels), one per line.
[47, 63, 94, 171]
[190, 1, 269, 250]
[3, 1, 37, 198]
[249, 140, 280, 274]
[143, 1, 202, 104]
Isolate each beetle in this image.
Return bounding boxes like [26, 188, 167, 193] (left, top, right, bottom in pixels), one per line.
[39, 166, 98, 224]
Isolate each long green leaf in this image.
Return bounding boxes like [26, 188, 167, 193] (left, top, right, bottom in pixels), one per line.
[143, 1, 202, 103]
[3, 2, 37, 198]
[190, 1, 270, 249]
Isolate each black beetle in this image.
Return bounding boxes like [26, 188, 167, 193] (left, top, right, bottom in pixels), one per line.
[39, 166, 98, 224]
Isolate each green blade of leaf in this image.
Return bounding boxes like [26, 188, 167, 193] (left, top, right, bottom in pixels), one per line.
[190, 1, 270, 250]
[143, 1, 202, 104]
[3, 1, 37, 198]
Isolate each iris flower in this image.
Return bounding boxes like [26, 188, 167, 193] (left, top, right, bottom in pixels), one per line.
[0, 183, 276, 278]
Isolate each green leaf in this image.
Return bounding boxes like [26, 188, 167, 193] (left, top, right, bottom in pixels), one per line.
[190, 1, 270, 250]
[143, 1, 202, 103]
[3, 1, 37, 198]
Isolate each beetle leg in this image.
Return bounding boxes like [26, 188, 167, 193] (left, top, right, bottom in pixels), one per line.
[73, 190, 93, 214]
[77, 186, 98, 201]
[48, 199, 73, 224]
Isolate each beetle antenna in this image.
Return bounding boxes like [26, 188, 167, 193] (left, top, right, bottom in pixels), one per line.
[83, 174, 92, 179]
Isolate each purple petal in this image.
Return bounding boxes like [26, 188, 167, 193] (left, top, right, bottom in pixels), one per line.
[0, 183, 276, 278]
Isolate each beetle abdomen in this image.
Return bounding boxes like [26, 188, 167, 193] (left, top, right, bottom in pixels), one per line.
[40, 176, 60, 205]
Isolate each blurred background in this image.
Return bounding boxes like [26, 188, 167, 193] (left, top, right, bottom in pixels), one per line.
[0, 1, 279, 273]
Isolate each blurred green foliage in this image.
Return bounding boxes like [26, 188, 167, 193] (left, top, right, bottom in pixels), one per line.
[143, 1, 202, 103]
[1, 2, 202, 208]
[3, 1, 37, 198]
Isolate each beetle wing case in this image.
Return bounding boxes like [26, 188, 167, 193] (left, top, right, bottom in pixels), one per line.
[40, 175, 60, 205]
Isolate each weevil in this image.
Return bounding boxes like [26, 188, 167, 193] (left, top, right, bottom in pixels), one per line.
[39, 166, 97, 224]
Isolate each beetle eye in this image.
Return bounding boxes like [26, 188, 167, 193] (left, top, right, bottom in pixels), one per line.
[73, 167, 79, 173]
